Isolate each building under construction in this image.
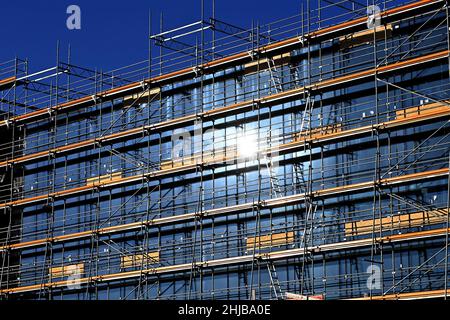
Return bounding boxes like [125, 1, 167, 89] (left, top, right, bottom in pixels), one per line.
[0, 0, 449, 300]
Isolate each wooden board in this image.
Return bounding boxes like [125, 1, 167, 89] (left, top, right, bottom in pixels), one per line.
[244, 53, 291, 74]
[161, 148, 238, 170]
[86, 172, 122, 185]
[294, 123, 342, 141]
[121, 252, 160, 269]
[247, 231, 294, 250]
[123, 87, 161, 108]
[339, 24, 393, 49]
[395, 101, 450, 119]
[285, 292, 324, 300]
[345, 209, 449, 236]
[49, 263, 84, 278]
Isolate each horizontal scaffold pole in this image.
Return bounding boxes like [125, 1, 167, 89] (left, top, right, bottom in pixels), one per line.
[2, 223, 450, 295]
[0, 167, 447, 252]
[0, 106, 448, 210]
[349, 289, 450, 300]
[0, 50, 448, 169]
[0, 76, 16, 91]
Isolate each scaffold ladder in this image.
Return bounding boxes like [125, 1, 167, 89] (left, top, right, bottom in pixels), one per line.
[267, 260, 283, 299]
[294, 162, 307, 193]
[300, 91, 314, 134]
[265, 156, 283, 198]
[267, 57, 283, 93]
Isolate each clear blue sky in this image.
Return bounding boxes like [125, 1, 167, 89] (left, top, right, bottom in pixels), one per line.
[0, 0, 307, 73]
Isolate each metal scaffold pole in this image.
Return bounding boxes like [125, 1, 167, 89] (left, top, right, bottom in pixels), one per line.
[0, 0, 449, 300]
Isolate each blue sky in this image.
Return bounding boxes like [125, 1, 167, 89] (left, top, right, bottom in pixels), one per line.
[0, 0, 304, 73]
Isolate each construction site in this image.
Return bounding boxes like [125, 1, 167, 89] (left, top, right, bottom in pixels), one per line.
[0, 0, 449, 300]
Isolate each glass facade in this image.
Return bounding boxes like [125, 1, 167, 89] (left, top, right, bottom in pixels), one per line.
[0, 0, 449, 300]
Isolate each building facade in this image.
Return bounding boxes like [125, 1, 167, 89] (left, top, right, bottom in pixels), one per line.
[0, 0, 449, 300]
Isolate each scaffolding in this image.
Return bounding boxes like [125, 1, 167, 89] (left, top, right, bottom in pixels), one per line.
[0, 0, 449, 300]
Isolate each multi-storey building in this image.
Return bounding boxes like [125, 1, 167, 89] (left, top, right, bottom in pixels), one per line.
[0, 0, 449, 300]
